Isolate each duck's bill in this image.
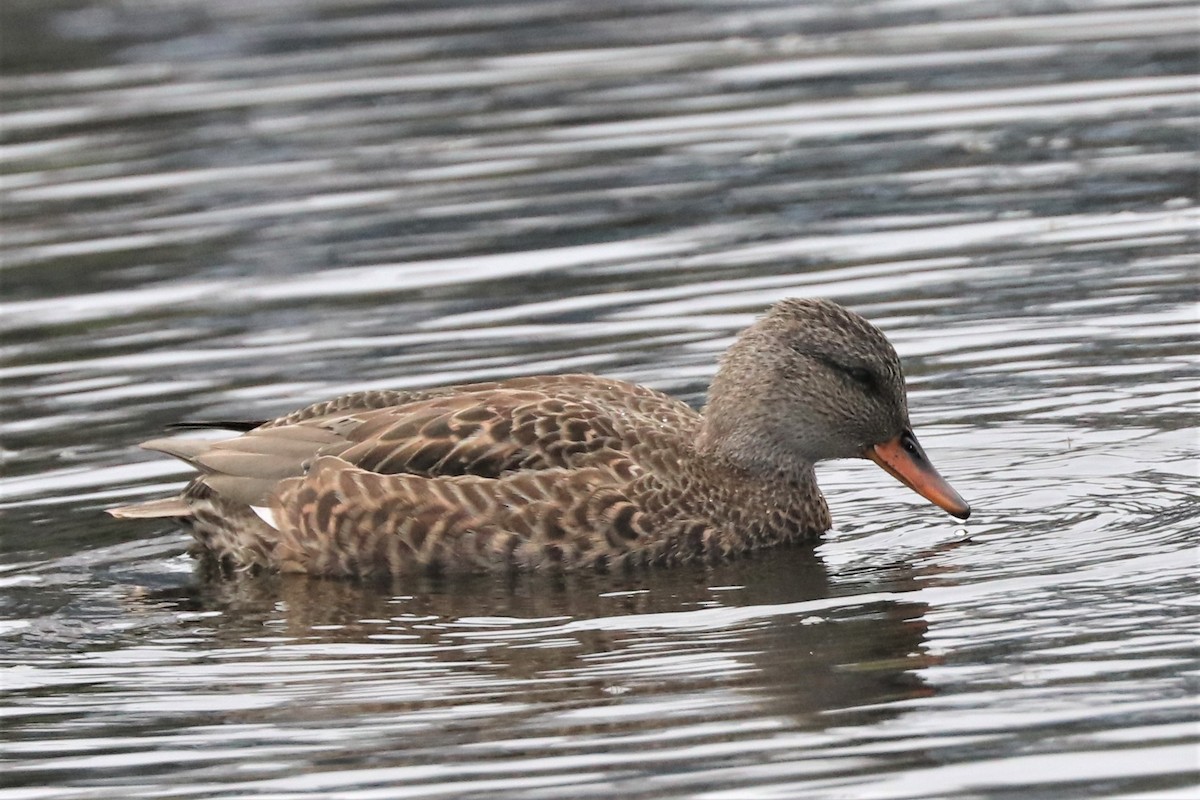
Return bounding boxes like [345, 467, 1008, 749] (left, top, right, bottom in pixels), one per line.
[864, 432, 971, 520]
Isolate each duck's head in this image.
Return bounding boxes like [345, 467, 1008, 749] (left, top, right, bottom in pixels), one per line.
[701, 298, 970, 520]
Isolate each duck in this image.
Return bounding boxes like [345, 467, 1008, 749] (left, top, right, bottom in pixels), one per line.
[108, 298, 970, 577]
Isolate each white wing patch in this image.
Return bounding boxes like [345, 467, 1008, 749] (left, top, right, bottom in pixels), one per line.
[251, 505, 279, 530]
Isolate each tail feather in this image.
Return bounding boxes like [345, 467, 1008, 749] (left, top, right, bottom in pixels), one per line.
[107, 497, 192, 519]
[139, 437, 214, 463]
[166, 420, 264, 432]
[112, 419, 327, 522]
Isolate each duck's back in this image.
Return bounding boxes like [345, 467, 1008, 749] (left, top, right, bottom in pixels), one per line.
[251, 374, 700, 485]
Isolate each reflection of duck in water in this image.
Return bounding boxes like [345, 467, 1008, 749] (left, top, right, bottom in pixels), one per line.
[134, 548, 935, 726]
[109, 299, 969, 577]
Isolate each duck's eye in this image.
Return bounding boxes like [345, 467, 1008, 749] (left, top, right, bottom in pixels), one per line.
[845, 366, 877, 391]
[810, 353, 879, 391]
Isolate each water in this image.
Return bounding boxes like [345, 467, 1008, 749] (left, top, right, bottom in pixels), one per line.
[2, 1, 1197, 798]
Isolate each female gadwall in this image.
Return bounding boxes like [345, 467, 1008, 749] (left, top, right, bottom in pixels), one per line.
[109, 299, 970, 577]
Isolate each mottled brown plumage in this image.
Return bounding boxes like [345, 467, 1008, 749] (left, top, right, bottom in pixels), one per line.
[109, 299, 970, 577]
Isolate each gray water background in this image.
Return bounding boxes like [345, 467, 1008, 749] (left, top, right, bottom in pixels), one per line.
[1, 1, 1198, 798]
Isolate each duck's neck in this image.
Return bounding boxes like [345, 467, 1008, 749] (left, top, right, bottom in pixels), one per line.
[695, 414, 814, 487]
[692, 427, 831, 543]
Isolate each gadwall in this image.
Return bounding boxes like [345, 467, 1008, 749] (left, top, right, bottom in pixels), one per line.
[109, 299, 970, 577]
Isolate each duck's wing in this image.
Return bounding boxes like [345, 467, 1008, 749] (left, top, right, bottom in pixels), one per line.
[319, 376, 701, 482]
[124, 380, 696, 510]
[260, 374, 697, 430]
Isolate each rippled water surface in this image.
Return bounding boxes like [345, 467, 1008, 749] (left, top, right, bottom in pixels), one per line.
[2, 1, 1198, 798]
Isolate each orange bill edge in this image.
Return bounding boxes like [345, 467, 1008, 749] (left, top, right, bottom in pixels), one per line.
[864, 433, 971, 520]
